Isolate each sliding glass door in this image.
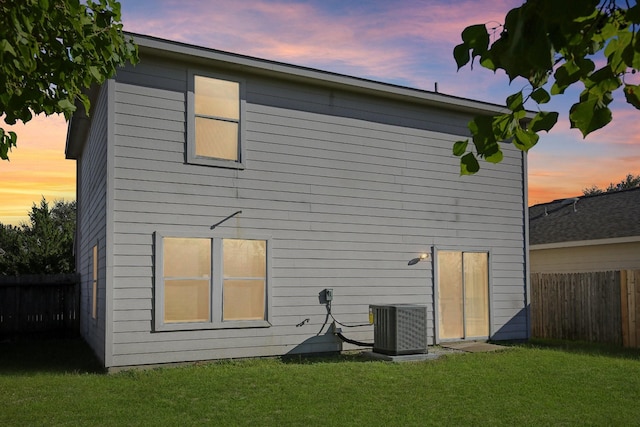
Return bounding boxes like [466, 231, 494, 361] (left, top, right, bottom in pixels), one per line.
[438, 251, 489, 340]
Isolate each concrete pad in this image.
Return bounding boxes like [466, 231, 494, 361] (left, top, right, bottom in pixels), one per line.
[363, 351, 440, 362]
[440, 342, 505, 353]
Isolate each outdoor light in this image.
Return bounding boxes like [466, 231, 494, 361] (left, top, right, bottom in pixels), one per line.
[407, 253, 429, 265]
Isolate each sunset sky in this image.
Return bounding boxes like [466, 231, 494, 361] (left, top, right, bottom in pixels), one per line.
[1, 0, 638, 225]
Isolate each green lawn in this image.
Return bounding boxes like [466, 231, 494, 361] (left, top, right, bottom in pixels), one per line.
[1, 339, 639, 426]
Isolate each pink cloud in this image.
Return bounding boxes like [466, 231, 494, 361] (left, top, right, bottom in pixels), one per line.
[527, 144, 639, 205]
[586, 107, 640, 147]
[0, 115, 74, 225]
[125, 1, 408, 73]
[7, 0, 631, 222]
[121, 0, 629, 207]
[122, 0, 520, 90]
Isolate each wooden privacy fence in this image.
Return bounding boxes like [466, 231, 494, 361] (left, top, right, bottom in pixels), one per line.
[0, 274, 80, 340]
[531, 270, 640, 347]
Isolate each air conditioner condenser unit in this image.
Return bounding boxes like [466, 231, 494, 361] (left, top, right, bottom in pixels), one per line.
[370, 304, 427, 356]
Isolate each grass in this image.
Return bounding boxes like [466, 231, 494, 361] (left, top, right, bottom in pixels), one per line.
[1, 339, 639, 426]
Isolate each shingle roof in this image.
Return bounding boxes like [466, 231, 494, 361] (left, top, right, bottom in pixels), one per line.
[529, 187, 640, 245]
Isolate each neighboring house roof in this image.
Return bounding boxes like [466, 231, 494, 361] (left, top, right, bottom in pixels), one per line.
[529, 187, 640, 247]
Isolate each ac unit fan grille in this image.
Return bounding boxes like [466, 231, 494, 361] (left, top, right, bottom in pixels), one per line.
[371, 304, 427, 356]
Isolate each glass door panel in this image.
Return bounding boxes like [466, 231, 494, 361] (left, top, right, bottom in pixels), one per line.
[438, 251, 464, 339]
[438, 251, 489, 340]
[463, 252, 489, 337]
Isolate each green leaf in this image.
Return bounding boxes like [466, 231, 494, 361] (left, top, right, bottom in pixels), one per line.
[460, 153, 480, 175]
[461, 24, 489, 52]
[506, 92, 524, 112]
[0, 0, 138, 161]
[453, 140, 468, 157]
[489, 4, 553, 83]
[453, 43, 470, 70]
[586, 66, 621, 94]
[469, 115, 496, 154]
[552, 59, 594, 94]
[513, 127, 539, 152]
[606, 30, 633, 73]
[621, 40, 640, 70]
[0, 129, 17, 160]
[449, 1, 637, 174]
[529, 111, 559, 133]
[531, 88, 551, 104]
[623, 85, 640, 110]
[0, 143, 9, 161]
[492, 113, 515, 140]
[88, 65, 103, 81]
[569, 96, 613, 137]
[79, 93, 91, 116]
[478, 56, 496, 71]
[627, 4, 640, 23]
[0, 39, 17, 56]
[57, 98, 76, 113]
[551, 64, 575, 95]
[485, 147, 503, 164]
[457, 24, 489, 69]
[594, 21, 620, 42]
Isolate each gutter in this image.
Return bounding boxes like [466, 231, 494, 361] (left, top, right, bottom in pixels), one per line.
[65, 84, 101, 160]
[127, 32, 535, 119]
[530, 235, 640, 250]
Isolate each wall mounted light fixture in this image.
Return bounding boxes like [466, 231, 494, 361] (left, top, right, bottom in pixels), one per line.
[407, 253, 429, 265]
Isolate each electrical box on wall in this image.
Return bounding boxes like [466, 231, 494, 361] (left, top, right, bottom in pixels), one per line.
[324, 288, 333, 301]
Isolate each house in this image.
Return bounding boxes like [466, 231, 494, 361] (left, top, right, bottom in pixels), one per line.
[65, 33, 530, 370]
[529, 187, 640, 273]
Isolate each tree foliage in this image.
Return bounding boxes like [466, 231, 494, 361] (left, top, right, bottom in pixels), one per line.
[453, 0, 640, 174]
[0, 198, 76, 275]
[0, 0, 138, 160]
[583, 173, 640, 195]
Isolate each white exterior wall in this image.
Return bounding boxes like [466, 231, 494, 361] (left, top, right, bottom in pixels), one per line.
[530, 240, 640, 273]
[98, 53, 527, 368]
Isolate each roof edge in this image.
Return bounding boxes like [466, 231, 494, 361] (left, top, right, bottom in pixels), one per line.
[65, 84, 100, 160]
[530, 186, 640, 208]
[127, 32, 530, 118]
[530, 235, 640, 250]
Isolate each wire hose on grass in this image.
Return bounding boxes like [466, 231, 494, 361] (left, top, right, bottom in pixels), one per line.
[336, 332, 373, 347]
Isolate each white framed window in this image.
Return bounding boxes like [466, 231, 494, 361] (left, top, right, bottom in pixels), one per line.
[187, 70, 246, 169]
[154, 232, 270, 331]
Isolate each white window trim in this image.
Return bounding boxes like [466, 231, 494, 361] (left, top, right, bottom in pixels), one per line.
[186, 69, 246, 169]
[153, 231, 271, 332]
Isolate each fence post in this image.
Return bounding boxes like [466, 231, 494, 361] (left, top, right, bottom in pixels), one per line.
[628, 270, 638, 348]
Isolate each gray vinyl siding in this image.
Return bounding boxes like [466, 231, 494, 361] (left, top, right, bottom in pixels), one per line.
[104, 55, 526, 367]
[76, 83, 109, 365]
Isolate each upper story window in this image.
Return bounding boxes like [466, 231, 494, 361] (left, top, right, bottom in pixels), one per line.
[188, 72, 245, 168]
